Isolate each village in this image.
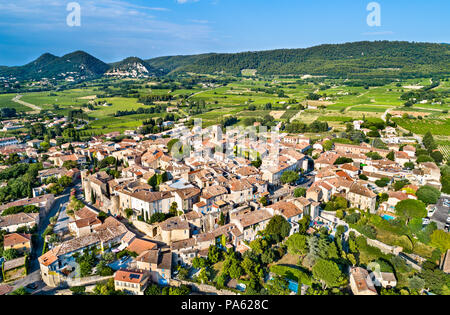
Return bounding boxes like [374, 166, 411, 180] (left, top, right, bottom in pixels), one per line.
[0, 115, 449, 296]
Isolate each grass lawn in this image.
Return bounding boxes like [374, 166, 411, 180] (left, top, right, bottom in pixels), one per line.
[269, 264, 312, 285]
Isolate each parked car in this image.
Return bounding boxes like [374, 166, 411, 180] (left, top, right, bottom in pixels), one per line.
[26, 283, 38, 290]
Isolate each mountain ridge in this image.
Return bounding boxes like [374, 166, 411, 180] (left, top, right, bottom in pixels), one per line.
[1, 41, 449, 81]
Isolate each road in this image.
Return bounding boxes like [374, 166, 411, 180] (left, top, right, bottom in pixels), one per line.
[8, 181, 81, 293]
[53, 204, 69, 234]
[431, 195, 450, 230]
[12, 95, 42, 113]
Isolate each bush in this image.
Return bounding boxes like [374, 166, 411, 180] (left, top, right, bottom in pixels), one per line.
[416, 185, 441, 205]
[344, 213, 361, 224]
[375, 178, 390, 187]
[359, 225, 377, 239]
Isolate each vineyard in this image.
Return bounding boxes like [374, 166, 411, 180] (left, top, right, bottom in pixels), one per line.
[438, 143, 450, 161]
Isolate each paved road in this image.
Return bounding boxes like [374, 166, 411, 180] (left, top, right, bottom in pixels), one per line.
[8, 181, 81, 293]
[12, 95, 42, 113]
[54, 204, 69, 234]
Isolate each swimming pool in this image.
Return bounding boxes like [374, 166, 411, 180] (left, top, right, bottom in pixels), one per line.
[381, 214, 395, 221]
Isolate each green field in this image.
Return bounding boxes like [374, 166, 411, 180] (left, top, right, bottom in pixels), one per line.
[394, 117, 450, 136]
[2, 75, 449, 134]
[0, 94, 31, 112]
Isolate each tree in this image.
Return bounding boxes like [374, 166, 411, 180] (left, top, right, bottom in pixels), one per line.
[395, 199, 427, 224]
[3, 248, 19, 260]
[207, 245, 222, 264]
[286, 233, 308, 255]
[334, 157, 353, 165]
[420, 268, 448, 294]
[442, 174, 450, 194]
[393, 179, 410, 191]
[145, 284, 162, 295]
[198, 268, 209, 284]
[98, 211, 108, 222]
[251, 157, 262, 168]
[417, 155, 434, 163]
[375, 177, 390, 187]
[259, 196, 268, 206]
[366, 152, 383, 160]
[297, 215, 310, 235]
[9, 287, 29, 295]
[241, 257, 258, 277]
[324, 196, 348, 211]
[261, 249, 277, 264]
[228, 261, 243, 279]
[294, 187, 307, 198]
[430, 230, 450, 252]
[408, 276, 425, 291]
[125, 208, 133, 219]
[266, 275, 290, 295]
[149, 212, 169, 224]
[423, 131, 437, 152]
[280, 170, 299, 185]
[218, 212, 225, 226]
[167, 139, 180, 154]
[62, 160, 78, 170]
[148, 174, 158, 190]
[312, 259, 346, 289]
[96, 261, 114, 276]
[431, 151, 444, 164]
[169, 202, 179, 216]
[387, 151, 395, 161]
[335, 225, 346, 238]
[265, 215, 291, 241]
[58, 175, 73, 188]
[70, 286, 86, 295]
[323, 140, 333, 151]
[249, 238, 269, 255]
[416, 186, 441, 205]
[192, 257, 208, 269]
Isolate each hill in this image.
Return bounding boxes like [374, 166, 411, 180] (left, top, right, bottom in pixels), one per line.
[0, 51, 110, 81]
[106, 57, 161, 78]
[1, 41, 449, 81]
[147, 41, 450, 78]
[145, 53, 216, 75]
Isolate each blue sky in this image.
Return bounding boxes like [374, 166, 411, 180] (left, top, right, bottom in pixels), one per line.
[0, 0, 449, 66]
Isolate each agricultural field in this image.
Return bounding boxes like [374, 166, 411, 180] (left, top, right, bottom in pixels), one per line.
[393, 117, 450, 136]
[1, 76, 449, 135]
[437, 141, 450, 160]
[19, 88, 99, 111]
[0, 93, 32, 112]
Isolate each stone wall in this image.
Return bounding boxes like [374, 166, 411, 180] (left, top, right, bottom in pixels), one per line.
[132, 220, 159, 238]
[170, 279, 237, 295]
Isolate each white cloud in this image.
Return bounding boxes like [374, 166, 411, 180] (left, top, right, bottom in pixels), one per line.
[176, 0, 200, 4]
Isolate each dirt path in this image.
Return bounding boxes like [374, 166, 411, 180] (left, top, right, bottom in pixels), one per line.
[289, 109, 304, 123]
[12, 95, 41, 113]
